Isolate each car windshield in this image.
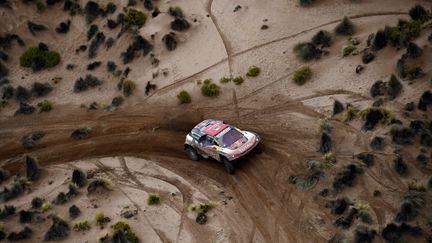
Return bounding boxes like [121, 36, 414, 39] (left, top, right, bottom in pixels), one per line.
[217, 127, 244, 148]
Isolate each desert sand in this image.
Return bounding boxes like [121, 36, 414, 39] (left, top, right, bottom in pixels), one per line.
[0, 0, 432, 242]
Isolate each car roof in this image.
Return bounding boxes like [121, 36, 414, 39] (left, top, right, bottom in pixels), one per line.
[190, 119, 228, 139]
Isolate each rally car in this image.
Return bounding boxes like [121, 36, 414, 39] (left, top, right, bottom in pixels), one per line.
[184, 119, 261, 174]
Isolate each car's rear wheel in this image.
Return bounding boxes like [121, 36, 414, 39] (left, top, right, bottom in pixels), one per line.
[185, 146, 199, 161]
[222, 157, 235, 174]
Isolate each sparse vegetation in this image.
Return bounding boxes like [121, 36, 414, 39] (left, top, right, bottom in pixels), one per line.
[332, 164, 362, 192]
[147, 193, 160, 205]
[74, 220, 91, 231]
[168, 6, 184, 18]
[16, 102, 36, 115]
[121, 34, 153, 64]
[341, 45, 356, 57]
[74, 75, 102, 92]
[409, 4, 430, 22]
[121, 80, 136, 97]
[406, 42, 422, 59]
[69, 205, 81, 218]
[23, 155, 40, 181]
[44, 215, 70, 241]
[294, 42, 321, 61]
[84, 1, 102, 24]
[292, 66, 312, 85]
[87, 61, 102, 70]
[371, 30, 388, 50]
[370, 136, 385, 150]
[88, 32, 105, 59]
[111, 221, 139, 243]
[190, 201, 217, 213]
[37, 100, 53, 112]
[246, 66, 260, 77]
[393, 155, 408, 176]
[177, 90, 191, 104]
[41, 202, 52, 212]
[32, 82, 53, 97]
[20, 47, 61, 71]
[0, 205, 16, 219]
[233, 76, 244, 85]
[95, 211, 110, 226]
[299, 0, 313, 7]
[390, 125, 415, 145]
[171, 18, 190, 31]
[220, 77, 232, 83]
[342, 104, 359, 122]
[312, 30, 332, 47]
[360, 107, 393, 130]
[87, 178, 113, 193]
[31, 197, 44, 209]
[7, 226, 32, 241]
[124, 8, 147, 30]
[335, 17, 355, 36]
[71, 127, 92, 139]
[201, 79, 220, 97]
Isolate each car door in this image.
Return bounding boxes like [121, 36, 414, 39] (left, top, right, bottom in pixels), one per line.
[199, 136, 220, 161]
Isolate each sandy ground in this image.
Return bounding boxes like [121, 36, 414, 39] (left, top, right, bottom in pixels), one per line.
[1, 0, 432, 242]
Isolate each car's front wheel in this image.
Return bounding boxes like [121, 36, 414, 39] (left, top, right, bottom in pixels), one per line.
[185, 146, 199, 161]
[222, 157, 235, 174]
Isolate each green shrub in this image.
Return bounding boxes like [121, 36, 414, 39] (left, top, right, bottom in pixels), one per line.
[407, 67, 424, 80]
[84, 1, 101, 24]
[111, 221, 138, 243]
[19, 47, 61, 70]
[95, 212, 108, 226]
[124, 8, 146, 30]
[389, 20, 422, 47]
[71, 127, 92, 139]
[408, 180, 427, 192]
[73, 220, 91, 231]
[342, 45, 356, 57]
[219, 77, 231, 83]
[343, 104, 359, 122]
[122, 80, 135, 97]
[233, 76, 244, 85]
[0, 62, 8, 80]
[41, 202, 52, 212]
[189, 202, 217, 213]
[312, 30, 332, 47]
[147, 193, 160, 205]
[293, 42, 321, 61]
[36, 0, 46, 11]
[37, 100, 52, 112]
[168, 6, 183, 18]
[409, 4, 430, 22]
[335, 17, 355, 36]
[246, 66, 260, 77]
[99, 178, 113, 190]
[292, 66, 312, 85]
[177, 90, 191, 104]
[74, 75, 102, 92]
[406, 42, 422, 59]
[201, 79, 220, 97]
[299, 0, 313, 6]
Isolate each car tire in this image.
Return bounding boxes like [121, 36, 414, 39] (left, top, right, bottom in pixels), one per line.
[185, 146, 199, 161]
[254, 144, 263, 154]
[222, 157, 235, 174]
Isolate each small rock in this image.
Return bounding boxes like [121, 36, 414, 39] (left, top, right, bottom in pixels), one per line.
[121, 210, 137, 219]
[355, 65, 364, 74]
[261, 25, 269, 30]
[233, 5, 242, 12]
[196, 213, 207, 225]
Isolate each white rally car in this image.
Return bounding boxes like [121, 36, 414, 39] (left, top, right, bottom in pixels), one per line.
[184, 119, 261, 174]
